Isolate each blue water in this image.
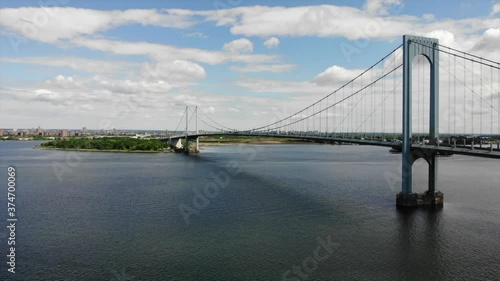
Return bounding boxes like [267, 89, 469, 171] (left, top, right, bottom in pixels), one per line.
[0, 141, 499, 280]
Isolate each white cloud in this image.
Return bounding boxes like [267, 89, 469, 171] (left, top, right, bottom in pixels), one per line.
[264, 37, 280, 48]
[45, 75, 81, 89]
[422, 13, 435, 21]
[71, 37, 277, 65]
[89, 59, 206, 96]
[424, 30, 457, 47]
[312, 65, 364, 86]
[231, 63, 295, 73]
[32, 89, 68, 105]
[0, 56, 137, 75]
[223, 38, 254, 53]
[492, 3, 500, 15]
[79, 104, 94, 111]
[363, 0, 402, 15]
[192, 5, 417, 39]
[183, 32, 207, 38]
[188, 5, 497, 43]
[141, 60, 206, 87]
[1, 5, 497, 45]
[237, 78, 327, 95]
[0, 7, 196, 43]
[99, 79, 172, 95]
[169, 94, 197, 107]
[202, 106, 216, 114]
[470, 28, 500, 60]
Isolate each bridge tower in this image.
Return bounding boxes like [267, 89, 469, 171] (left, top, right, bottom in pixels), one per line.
[398, 35, 443, 207]
[181, 105, 200, 154]
[184, 105, 189, 154]
[195, 106, 199, 153]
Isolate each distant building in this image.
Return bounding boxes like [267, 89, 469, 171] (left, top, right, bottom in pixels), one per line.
[0, 129, 3, 136]
[59, 129, 69, 138]
[81, 126, 88, 135]
[36, 126, 44, 135]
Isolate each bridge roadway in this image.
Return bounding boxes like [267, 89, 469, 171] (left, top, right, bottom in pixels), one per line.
[166, 132, 500, 159]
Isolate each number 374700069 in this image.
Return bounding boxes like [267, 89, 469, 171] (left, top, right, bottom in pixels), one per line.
[7, 167, 16, 218]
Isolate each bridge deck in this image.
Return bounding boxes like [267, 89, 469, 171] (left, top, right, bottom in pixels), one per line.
[167, 133, 500, 159]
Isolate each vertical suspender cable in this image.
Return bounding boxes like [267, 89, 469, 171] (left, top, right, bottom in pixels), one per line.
[382, 65, 386, 137]
[326, 96, 328, 137]
[312, 104, 315, 135]
[472, 59, 474, 135]
[342, 86, 345, 138]
[448, 50, 451, 134]
[332, 93, 336, 137]
[371, 68, 374, 140]
[479, 59, 482, 136]
[422, 55, 425, 138]
[417, 54, 421, 138]
[490, 65, 493, 136]
[362, 79, 365, 138]
[464, 52, 466, 135]
[392, 54, 398, 140]
[319, 102, 322, 136]
[454, 55, 457, 135]
[393, 62, 396, 139]
[351, 80, 354, 137]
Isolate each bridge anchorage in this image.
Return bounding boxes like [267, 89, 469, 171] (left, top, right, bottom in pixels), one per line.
[168, 34, 500, 208]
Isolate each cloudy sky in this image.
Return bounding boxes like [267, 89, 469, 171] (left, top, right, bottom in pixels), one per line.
[0, 0, 499, 131]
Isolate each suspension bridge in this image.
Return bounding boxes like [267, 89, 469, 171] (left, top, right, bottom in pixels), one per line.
[167, 35, 500, 208]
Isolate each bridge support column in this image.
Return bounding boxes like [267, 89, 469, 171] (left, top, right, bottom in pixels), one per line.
[184, 138, 190, 154]
[398, 35, 443, 208]
[397, 151, 443, 207]
[428, 153, 437, 194]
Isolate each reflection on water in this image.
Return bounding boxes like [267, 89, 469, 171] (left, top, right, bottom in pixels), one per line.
[395, 208, 445, 280]
[0, 141, 499, 280]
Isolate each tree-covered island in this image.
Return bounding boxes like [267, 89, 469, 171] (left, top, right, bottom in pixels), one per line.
[39, 137, 169, 152]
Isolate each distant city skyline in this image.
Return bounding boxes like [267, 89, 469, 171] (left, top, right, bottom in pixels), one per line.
[0, 0, 499, 130]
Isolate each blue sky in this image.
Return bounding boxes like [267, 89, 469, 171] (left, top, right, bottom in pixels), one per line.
[0, 0, 499, 130]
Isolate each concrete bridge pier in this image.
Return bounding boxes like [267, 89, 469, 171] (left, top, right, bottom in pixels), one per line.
[397, 149, 444, 208]
[183, 137, 200, 154]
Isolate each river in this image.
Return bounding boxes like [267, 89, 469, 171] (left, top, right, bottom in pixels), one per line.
[0, 141, 499, 280]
